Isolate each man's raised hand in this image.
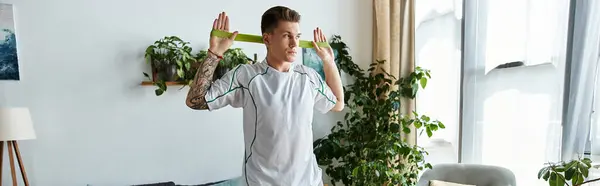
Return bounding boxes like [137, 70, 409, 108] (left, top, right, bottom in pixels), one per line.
[312, 27, 334, 64]
[209, 12, 238, 56]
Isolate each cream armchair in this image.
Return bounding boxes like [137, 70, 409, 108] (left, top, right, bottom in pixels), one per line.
[417, 163, 516, 186]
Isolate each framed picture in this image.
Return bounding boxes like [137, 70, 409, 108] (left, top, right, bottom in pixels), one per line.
[0, 3, 18, 81]
[302, 47, 340, 80]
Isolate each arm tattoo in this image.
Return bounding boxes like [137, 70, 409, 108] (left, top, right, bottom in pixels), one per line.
[185, 53, 221, 110]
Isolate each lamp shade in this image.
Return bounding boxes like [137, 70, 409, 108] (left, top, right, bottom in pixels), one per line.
[0, 107, 36, 141]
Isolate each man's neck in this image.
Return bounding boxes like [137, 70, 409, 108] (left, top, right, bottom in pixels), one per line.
[266, 54, 291, 72]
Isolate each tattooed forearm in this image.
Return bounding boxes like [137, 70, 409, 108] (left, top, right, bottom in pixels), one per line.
[185, 52, 221, 110]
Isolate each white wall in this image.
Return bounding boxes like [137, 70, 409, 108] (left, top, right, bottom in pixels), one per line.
[0, 0, 371, 185]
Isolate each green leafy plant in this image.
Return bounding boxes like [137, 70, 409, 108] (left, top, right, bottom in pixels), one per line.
[538, 157, 600, 186]
[222, 48, 254, 69]
[194, 48, 254, 81]
[143, 36, 196, 96]
[313, 35, 445, 186]
[142, 35, 254, 96]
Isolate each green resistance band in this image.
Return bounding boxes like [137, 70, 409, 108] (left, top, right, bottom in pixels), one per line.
[210, 29, 330, 48]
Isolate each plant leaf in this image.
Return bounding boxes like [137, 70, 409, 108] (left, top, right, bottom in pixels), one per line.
[403, 127, 411, 134]
[391, 122, 401, 132]
[572, 173, 584, 186]
[564, 167, 575, 180]
[583, 157, 592, 167]
[177, 69, 185, 78]
[412, 83, 418, 96]
[565, 160, 578, 170]
[538, 167, 549, 179]
[414, 120, 422, 129]
[582, 165, 589, 178]
[155, 89, 164, 96]
[549, 172, 565, 186]
[429, 124, 439, 131]
[425, 163, 432, 169]
[438, 122, 445, 129]
[543, 170, 551, 181]
[554, 166, 566, 172]
[420, 78, 427, 88]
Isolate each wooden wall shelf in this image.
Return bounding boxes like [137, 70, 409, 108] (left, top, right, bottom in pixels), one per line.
[140, 81, 186, 86]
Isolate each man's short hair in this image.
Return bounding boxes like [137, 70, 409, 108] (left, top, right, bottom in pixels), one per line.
[261, 6, 301, 34]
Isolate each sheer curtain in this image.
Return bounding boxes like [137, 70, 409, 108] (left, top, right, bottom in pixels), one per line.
[567, 0, 600, 161]
[415, 0, 462, 165]
[563, 0, 600, 162]
[461, 0, 570, 185]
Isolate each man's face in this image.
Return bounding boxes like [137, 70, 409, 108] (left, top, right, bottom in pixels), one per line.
[263, 21, 300, 63]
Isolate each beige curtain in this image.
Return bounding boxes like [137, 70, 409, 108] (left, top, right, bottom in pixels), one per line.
[373, 0, 416, 145]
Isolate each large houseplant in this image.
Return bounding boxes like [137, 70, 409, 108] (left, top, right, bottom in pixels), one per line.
[313, 36, 445, 186]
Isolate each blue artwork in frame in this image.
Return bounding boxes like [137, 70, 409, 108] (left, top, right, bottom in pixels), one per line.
[302, 47, 340, 80]
[0, 3, 18, 81]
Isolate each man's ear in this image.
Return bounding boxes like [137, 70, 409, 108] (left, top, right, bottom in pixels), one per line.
[262, 33, 270, 45]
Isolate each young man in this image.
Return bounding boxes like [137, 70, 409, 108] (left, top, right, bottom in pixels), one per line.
[185, 6, 344, 186]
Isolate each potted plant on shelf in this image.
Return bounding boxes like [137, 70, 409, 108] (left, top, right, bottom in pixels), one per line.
[194, 47, 254, 81]
[142, 36, 254, 96]
[313, 35, 445, 186]
[143, 36, 196, 96]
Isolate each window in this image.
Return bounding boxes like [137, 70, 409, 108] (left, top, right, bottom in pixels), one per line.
[482, 0, 567, 73]
[461, 0, 570, 185]
[415, 0, 463, 164]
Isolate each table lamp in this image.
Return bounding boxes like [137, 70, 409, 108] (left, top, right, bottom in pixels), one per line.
[0, 107, 35, 186]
